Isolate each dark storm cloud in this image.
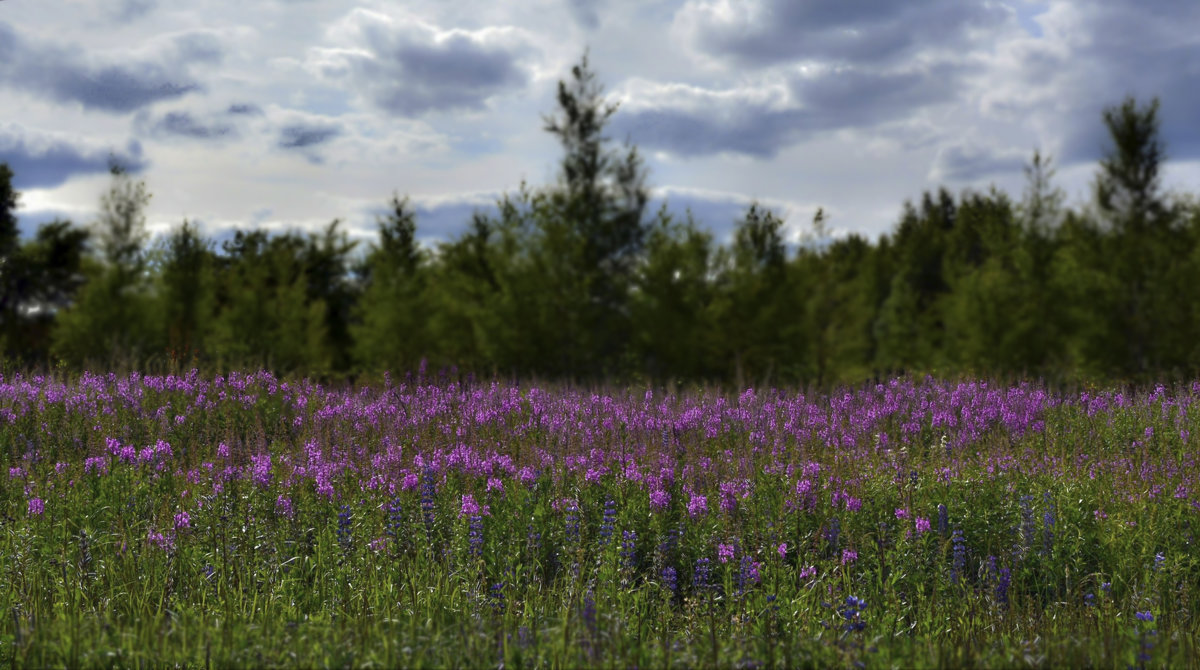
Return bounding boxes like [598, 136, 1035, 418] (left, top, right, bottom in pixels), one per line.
[681, 0, 1007, 67]
[151, 111, 235, 140]
[277, 123, 341, 149]
[0, 21, 216, 113]
[314, 10, 533, 116]
[0, 126, 147, 189]
[612, 105, 806, 159]
[227, 103, 263, 116]
[612, 61, 965, 159]
[930, 143, 1028, 182]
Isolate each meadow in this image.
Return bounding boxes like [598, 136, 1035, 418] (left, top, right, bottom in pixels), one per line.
[1, 369, 1198, 668]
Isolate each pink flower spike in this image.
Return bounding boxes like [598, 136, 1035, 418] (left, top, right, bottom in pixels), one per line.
[777, 542, 788, 559]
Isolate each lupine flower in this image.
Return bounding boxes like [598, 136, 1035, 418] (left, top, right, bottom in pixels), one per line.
[660, 566, 678, 594]
[937, 504, 949, 536]
[564, 499, 580, 543]
[336, 505, 353, 550]
[825, 518, 841, 554]
[1135, 611, 1154, 622]
[28, 497, 44, 516]
[385, 497, 404, 540]
[693, 558, 712, 591]
[839, 596, 868, 632]
[468, 515, 484, 558]
[275, 495, 295, 520]
[1154, 552, 1165, 572]
[1019, 495, 1036, 553]
[1042, 491, 1056, 555]
[621, 530, 637, 570]
[598, 498, 617, 545]
[737, 555, 760, 594]
[951, 528, 967, 584]
[717, 543, 735, 564]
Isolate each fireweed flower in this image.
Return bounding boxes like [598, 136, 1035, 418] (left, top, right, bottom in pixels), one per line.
[915, 517, 931, 535]
[174, 511, 191, 529]
[799, 565, 817, 580]
[777, 542, 788, 559]
[28, 497, 44, 516]
[737, 555, 761, 595]
[148, 530, 174, 552]
[649, 489, 670, 511]
[895, 508, 910, 520]
[459, 494, 486, 518]
[486, 477, 504, 494]
[717, 543, 735, 564]
[841, 549, 858, 565]
[687, 493, 708, 518]
[250, 453, 272, 488]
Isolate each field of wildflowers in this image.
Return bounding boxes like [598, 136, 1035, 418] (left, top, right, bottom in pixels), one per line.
[2, 370, 1198, 667]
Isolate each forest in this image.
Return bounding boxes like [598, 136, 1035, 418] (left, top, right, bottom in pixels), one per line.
[2, 56, 1197, 388]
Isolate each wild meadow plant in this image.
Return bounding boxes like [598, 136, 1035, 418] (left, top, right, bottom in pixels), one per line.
[0, 370, 1198, 666]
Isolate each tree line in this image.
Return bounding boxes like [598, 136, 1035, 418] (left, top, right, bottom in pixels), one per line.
[3, 55, 1199, 387]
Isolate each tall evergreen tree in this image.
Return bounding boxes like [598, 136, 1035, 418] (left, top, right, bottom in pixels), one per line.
[52, 159, 157, 365]
[538, 50, 651, 378]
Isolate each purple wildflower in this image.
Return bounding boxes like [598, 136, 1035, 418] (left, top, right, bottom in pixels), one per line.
[687, 493, 708, 518]
[28, 497, 44, 516]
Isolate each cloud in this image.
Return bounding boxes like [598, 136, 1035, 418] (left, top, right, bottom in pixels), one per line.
[980, 1, 1200, 167]
[568, 0, 602, 29]
[277, 122, 342, 149]
[307, 8, 536, 116]
[674, 0, 1009, 68]
[150, 111, 235, 140]
[0, 123, 148, 189]
[110, 0, 158, 23]
[610, 62, 968, 159]
[226, 103, 263, 116]
[0, 22, 223, 113]
[929, 141, 1029, 182]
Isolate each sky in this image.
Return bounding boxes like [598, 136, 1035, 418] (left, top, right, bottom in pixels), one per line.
[2, 0, 1199, 250]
